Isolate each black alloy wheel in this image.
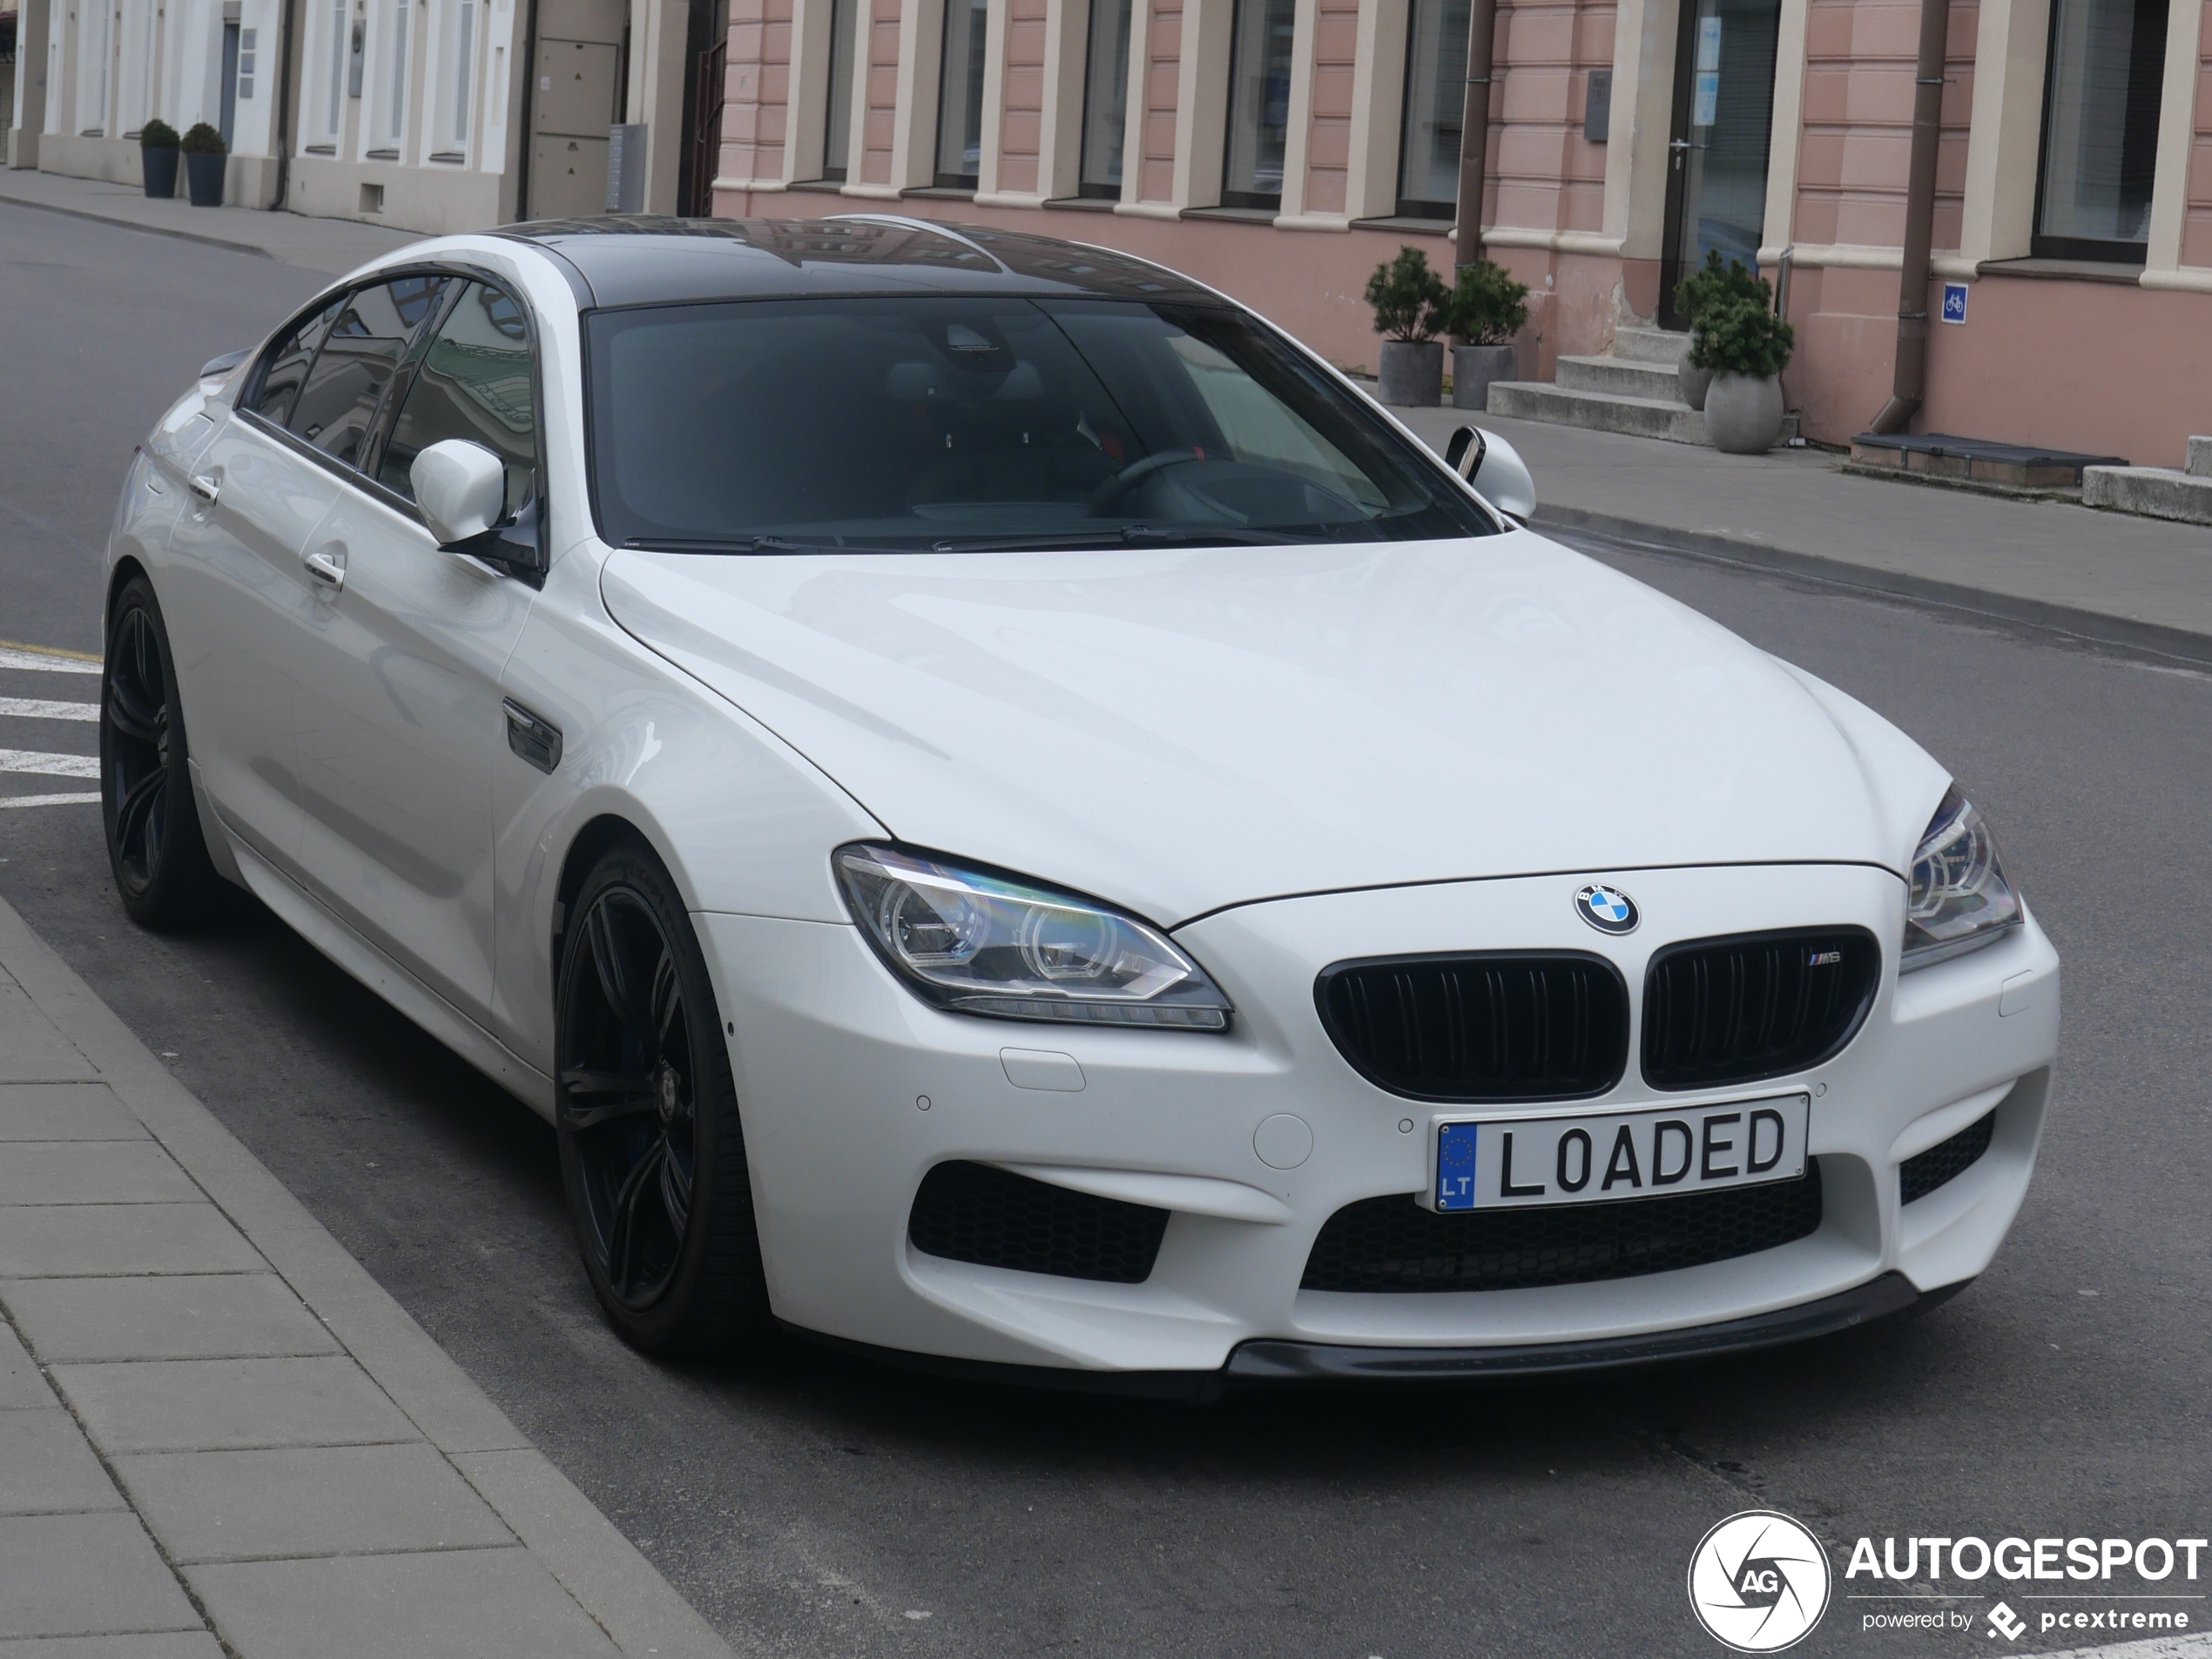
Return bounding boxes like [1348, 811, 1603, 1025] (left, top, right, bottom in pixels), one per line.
[100, 575, 221, 927]
[555, 843, 771, 1355]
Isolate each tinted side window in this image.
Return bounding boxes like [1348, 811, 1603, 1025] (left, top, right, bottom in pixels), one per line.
[378, 283, 538, 516]
[288, 276, 449, 469]
[249, 300, 341, 428]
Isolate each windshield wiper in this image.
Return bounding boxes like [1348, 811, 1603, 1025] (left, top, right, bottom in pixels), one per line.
[624, 535, 822, 554]
[624, 535, 914, 556]
[927, 524, 1320, 553]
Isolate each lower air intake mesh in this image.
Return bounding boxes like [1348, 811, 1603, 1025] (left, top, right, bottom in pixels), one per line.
[1899, 1110, 1995, 1204]
[1301, 1163, 1824, 1293]
[907, 1161, 1169, 1284]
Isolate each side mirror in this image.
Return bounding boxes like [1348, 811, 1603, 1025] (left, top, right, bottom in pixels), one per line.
[1444, 424, 1536, 523]
[412, 439, 509, 548]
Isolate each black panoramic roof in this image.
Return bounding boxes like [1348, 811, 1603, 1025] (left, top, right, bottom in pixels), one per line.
[495, 214, 1224, 309]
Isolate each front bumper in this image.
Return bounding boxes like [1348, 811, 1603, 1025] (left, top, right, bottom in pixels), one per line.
[698, 860, 2059, 1376]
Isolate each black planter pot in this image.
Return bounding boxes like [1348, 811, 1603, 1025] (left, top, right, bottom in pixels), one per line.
[141, 145, 179, 199]
[184, 151, 226, 207]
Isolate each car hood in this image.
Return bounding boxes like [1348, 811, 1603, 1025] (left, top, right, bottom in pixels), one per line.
[600, 533, 1944, 925]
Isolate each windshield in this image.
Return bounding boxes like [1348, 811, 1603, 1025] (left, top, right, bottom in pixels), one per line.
[584, 296, 1497, 552]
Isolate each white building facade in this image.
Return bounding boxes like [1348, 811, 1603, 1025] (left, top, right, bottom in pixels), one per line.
[5, 0, 722, 230]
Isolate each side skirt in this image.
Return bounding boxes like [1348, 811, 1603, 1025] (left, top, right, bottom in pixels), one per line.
[224, 830, 558, 1120]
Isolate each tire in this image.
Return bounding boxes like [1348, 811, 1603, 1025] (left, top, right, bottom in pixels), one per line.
[101, 574, 223, 928]
[555, 841, 772, 1356]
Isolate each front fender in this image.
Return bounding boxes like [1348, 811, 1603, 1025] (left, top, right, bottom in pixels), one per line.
[489, 543, 885, 1078]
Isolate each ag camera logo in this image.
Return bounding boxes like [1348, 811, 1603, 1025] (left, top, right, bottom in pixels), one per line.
[1689, 1510, 1833, 1652]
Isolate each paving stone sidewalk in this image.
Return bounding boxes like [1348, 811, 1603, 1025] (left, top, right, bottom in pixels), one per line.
[1393, 404, 2212, 665]
[0, 893, 741, 1658]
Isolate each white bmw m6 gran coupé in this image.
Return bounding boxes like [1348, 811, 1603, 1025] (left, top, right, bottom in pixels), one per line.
[102, 216, 2058, 1390]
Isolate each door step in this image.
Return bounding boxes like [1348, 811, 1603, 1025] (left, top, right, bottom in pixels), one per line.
[2084, 437, 2212, 525]
[1486, 381, 1708, 446]
[1611, 326, 1693, 368]
[1485, 327, 1706, 445]
[1554, 354, 1683, 400]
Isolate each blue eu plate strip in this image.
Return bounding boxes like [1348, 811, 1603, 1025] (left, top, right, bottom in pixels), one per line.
[1436, 1122, 1479, 1211]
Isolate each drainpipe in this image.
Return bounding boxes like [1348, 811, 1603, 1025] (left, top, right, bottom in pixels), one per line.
[272, 0, 299, 208]
[1868, 0, 1950, 433]
[1453, 0, 1498, 271]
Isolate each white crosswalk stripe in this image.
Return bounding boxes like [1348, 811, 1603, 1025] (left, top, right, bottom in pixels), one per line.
[0, 792, 100, 809]
[0, 750, 100, 779]
[0, 646, 100, 675]
[0, 697, 99, 722]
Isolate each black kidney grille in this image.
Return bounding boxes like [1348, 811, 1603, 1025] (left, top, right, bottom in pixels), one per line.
[1301, 1164, 1823, 1293]
[1317, 954, 1629, 1102]
[1642, 928, 1879, 1092]
[907, 1161, 1169, 1284]
[1900, 1110, 1995, 1204]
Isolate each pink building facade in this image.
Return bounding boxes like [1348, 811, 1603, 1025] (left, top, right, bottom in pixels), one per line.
[711, 0, 2212, 463]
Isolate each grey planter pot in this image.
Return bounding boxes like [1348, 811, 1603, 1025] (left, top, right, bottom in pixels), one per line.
[1452, 342, 1519, 411]
[1677, 356, 1714, 411]
[1377, 340, 1443, 407]
[185, 151, 226, 206]
[141, 145, 179, 199]
[1705, 371, 1785, 454]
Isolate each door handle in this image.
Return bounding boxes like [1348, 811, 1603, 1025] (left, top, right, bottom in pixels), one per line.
[188, 473, 220, 507]
[303, 545, 347, 590]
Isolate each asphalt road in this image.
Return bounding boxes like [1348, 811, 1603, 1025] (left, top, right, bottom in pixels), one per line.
[3, 208, 2209, 1659]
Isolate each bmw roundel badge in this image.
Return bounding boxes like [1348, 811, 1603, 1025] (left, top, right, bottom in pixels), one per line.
[1575, 883, 1639, 934]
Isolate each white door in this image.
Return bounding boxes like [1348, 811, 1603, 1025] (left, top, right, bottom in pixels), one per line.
[289, 279, 542, 1022]
[159, 299, 348, 868]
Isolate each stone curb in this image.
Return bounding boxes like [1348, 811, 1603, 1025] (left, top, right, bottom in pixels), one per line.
[0, 894, 742, 1659]
[1532, 505, 2212, 670]
[0, 189, 279, 261]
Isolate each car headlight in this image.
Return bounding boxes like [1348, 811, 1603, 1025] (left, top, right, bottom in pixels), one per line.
[834, 844, 1232, 1028]
[1902, 786, 2023, 970]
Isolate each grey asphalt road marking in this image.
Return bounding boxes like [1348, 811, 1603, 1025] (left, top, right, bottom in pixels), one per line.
[0, 794, 101, 810]
[0, 752, 100, 779]
[0, 698, 99, 721]
[0, 647, 100, 675]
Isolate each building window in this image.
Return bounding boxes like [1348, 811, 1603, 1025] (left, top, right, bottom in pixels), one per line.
[437, 0, 476, 158]
[78, 0, 112, 134]
[239, 26, 258, 98]
[2034, 0, 2169, 260]
[823, 0, 859, 179]
[324, 0, 346, 138]
[1221, 0, 1295, 209]
[124, 0, 155, 132]
[376, 0, 408, 146]
[935, 0, 988, 187]
[1397, 0, 1467, 217]
[1077, 0, 1132, 197]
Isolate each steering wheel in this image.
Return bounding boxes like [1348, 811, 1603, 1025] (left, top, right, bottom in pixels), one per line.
[1089, 447, 1210, 513]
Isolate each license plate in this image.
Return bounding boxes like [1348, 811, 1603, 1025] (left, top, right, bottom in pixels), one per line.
[1431, 1094, 1809, 1211]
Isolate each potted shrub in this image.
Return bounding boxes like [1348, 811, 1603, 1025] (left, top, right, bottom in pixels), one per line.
[1440, 257, 1530, 411]
[138, 118, 180, 199]
[1696, 296, 1796, 454]
[180, 123, 226, 207]
[1672, 250, 1769, 410]
[1365, 246, 1448, 407]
